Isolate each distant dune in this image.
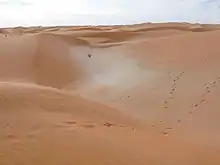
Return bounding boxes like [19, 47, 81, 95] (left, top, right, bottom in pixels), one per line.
[1, 23, 220, 165]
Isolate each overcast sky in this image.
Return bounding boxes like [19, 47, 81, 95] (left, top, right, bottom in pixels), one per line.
[0, 0, 220, 27]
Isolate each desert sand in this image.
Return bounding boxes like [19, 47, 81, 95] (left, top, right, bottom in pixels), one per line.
[0, 23, 220, 165]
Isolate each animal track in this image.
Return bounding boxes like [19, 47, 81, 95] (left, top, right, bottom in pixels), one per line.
[65, 121, 77, 125]
[158, 74, 220, 134]
[103, 122, 114, 127]
[190, 76, 220, 116]
[55, 120, 77, 128]
[55, 120, 135, 131]
[163, 71, 184, 109]
[81, 123, 96, 128]
[161, 127, 173, 136]
[6, 133, 17, 139]
[162, 131, 169, 136]
[192, 78, 220, 109]
[155, 72, 185, 134]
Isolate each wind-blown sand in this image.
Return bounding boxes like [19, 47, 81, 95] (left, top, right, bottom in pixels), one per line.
[1, 23, 220, 165]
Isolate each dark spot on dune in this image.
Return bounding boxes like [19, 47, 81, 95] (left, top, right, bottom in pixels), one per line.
[82, 124, 95, 128]
[163, 131, 168, 135]
[104, 122, 113, 127]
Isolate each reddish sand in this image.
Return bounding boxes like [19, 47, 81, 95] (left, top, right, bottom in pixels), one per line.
[1, 23, 220, 165]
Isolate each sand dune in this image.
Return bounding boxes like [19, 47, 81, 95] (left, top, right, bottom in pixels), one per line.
[1, 23, 220, 165]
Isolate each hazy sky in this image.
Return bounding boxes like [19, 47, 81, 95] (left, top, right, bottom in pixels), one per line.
[0, 0, 220, 27]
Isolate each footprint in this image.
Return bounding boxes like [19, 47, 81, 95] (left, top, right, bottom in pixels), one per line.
[192, 104, 198, 108]
[199, 99, 205, 104]
[172, 88, 176, 91]
[81, 123, 96, 128]
[103, 122, 114, 127]
[6, 133, 17, 140]
[164, 101, 168, 108]
[65, 121, 77, 125]
[168, 95, 173, 99]
[162, 131, 169, 136]
[26, 132, 36, 138]
[55, 120, 77, 128]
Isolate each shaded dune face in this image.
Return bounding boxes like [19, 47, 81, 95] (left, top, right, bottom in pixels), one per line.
[1, 23, 220, 165]
[0, 36, 37, 81]
[32, 34, 86, 89]
[0, 34, 88, 88]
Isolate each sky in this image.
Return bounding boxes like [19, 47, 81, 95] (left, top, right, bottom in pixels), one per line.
[0, 0, 220, 27]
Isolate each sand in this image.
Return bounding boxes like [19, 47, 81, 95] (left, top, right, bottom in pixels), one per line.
[1, 23, 220, 165]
